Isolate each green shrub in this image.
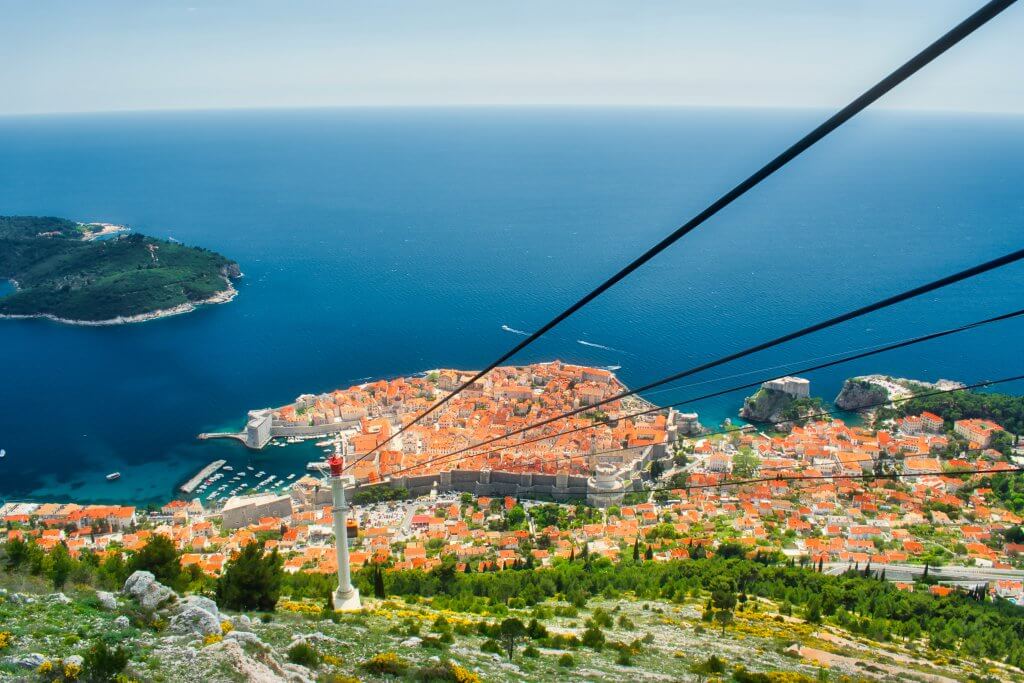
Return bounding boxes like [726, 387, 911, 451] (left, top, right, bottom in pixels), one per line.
[287, 642, 321, 668]
[480, 639, 502, 655]
[581, 625, 605, 651]
[82, 641, 129, 682]
[523, 645, 539, 658]
[558, 653, 575, 668]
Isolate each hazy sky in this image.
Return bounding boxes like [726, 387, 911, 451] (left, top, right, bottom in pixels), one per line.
[1, 0, 1020, 115]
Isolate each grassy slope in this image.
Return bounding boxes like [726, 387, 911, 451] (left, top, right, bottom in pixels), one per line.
[0, 216, 237, 321]
[0, 570, 1004, 683]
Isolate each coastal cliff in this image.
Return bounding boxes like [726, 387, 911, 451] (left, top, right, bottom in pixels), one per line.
[834, 378, 890, 411]
[739, 388, 822, 429]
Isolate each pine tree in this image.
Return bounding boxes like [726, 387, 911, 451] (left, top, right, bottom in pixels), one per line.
[216, 542, 284, 611]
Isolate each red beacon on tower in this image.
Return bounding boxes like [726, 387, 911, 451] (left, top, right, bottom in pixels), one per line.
[327, 453, 344, 478]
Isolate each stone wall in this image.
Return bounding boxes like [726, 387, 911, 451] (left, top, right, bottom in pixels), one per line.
[353, 468, 594, 503]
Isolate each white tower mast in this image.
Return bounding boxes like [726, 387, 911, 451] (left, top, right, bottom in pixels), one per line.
[327, 451, 361, 611]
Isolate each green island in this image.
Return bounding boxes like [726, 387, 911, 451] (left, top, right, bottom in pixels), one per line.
[0, 215, 241, 324]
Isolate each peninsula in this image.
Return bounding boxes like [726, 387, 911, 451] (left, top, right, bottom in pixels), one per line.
[0, 215, 241, 324]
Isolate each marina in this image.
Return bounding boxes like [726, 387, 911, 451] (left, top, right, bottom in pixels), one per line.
[179, 459, 227, 494]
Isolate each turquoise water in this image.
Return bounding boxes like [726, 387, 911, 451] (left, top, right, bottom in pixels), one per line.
[0, 107, 1022, 504]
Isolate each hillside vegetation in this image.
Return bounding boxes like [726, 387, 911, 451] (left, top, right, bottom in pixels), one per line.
[879, 389, 1024, 437]
[3, 536, 1023, 682]
[0, 215, 239, 322]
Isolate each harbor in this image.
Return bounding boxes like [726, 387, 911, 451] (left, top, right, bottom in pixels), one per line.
[180, 459, 227, 494]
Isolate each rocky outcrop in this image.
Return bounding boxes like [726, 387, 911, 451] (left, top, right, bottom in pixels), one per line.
[169, 605, 222, 637]
[221, 262, 243, 280]
[740, 388, 823, 431]
[166, 593, 223, 638]
[123, 570, 176, 611]
[96, 591, 118, 610]
[835, 378, 890, 411]
[740, 389, 795, 424]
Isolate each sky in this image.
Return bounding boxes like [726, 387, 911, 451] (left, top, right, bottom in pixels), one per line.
[0, 0, 1021, 116]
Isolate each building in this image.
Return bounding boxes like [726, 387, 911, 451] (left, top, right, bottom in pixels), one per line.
[898, 412, 944, 435]
[587, 464, 625, 507]
[954, 419, 1004, 448]
[674, 411, 703, 436]
[221, 493, 292, 529]
[245, 409, 274, 449]
[762, 376, 810, 399]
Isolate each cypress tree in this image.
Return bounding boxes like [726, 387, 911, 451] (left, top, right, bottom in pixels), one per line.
[632, 537, 640, 562]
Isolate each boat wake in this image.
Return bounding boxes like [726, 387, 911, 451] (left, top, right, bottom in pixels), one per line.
[603, 365, 622, 371]
[577, 339, 626, 353]
[501, 324, 530, 336]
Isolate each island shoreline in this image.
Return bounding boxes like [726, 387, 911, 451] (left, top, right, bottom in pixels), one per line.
[0, 276, 239, 326]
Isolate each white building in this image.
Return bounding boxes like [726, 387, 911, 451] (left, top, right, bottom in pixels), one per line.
[762, 376, 810, 399]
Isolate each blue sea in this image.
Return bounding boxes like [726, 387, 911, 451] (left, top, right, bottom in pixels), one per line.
[0, 107, 1022, 505]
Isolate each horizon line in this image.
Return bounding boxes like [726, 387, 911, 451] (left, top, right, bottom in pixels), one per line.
[2, 102, 1023, 119]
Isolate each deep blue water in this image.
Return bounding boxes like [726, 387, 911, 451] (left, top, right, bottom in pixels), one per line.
[0, 107, 1022, 505]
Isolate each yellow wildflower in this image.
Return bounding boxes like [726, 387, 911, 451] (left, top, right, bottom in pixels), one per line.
[64, 661, 83, 680]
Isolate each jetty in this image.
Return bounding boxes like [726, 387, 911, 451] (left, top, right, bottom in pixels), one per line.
[180, 459, 227, 494]
[197, 431, 247, 444]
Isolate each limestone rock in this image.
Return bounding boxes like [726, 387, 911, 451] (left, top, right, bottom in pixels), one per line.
[232, 614, 253, 632]
[123, 570, 176, 611]
[401, 636, 423, 647]
[173, 595, 222, 622]
[204, 639, 288, 683]
[47, 592, 72, 605]
[835, 378, 890, 411]
[281, 663, 316, 682]
[115, 615, 131, 629]
[225, 630, 263, 646]
[96, 591, 118, 610]
[168, 604, 222, 637]
[15, 653, 46, 668]
[64, 655, 84, 668]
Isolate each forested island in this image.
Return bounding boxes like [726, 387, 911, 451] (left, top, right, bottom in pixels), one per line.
[0, 215, 241, 324]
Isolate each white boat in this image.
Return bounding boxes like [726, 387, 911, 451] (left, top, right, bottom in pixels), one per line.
[106, 472, 121, 481]
[223, 465, 234, 471]
[0, 449, 6, 458]
[247, 466, 254, 471]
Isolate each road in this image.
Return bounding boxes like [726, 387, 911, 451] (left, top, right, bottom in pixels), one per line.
[823, 562, 1024, 584]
